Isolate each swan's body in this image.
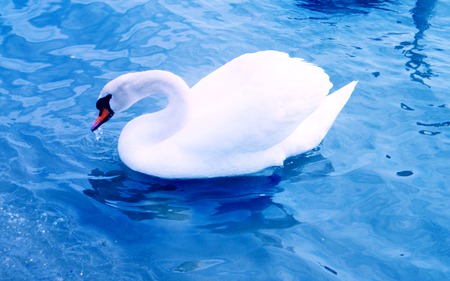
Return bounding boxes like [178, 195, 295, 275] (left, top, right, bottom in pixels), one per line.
[92, 51, 357, 179]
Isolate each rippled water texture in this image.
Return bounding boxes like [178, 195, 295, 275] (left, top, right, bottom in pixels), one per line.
[1, 0, 449, 280]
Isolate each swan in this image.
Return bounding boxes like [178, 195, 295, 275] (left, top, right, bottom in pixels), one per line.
[91, 51, 357, 179]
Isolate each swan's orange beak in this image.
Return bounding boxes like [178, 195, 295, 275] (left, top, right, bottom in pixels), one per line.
[91, 108, 113, 132]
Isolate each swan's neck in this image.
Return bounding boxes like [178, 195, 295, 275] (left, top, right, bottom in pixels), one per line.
[107, 70, 191, 143]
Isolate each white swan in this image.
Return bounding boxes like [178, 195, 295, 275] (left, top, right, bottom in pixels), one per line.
[91, 51, 357, 179]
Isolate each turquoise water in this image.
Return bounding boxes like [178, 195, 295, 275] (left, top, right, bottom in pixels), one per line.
[1, 0, 449, 280]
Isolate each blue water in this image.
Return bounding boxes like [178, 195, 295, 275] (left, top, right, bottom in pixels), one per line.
[1, 0, 449, 280]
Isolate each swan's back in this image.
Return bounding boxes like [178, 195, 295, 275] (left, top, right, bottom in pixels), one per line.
[191, 51, 332, 110]
[181, 51, 333, 154]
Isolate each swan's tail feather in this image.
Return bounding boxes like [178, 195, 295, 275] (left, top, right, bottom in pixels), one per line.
[326, 81, 358, 115]
[282, 81, 358, 156]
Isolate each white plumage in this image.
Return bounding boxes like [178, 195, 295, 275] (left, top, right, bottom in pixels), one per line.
[93, 51, 357, 178]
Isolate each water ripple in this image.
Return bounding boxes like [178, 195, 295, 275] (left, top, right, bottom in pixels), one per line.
[1, 0, 449, 279]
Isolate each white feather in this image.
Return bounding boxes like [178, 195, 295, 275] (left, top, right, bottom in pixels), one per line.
[96, 51, 357, 178]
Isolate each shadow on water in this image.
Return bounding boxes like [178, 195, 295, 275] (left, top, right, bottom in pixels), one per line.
[296, 0, 393, 15]
[85, 170, 284, 222]
[84, 151, 333, 233]
[396, 0, 438, 86]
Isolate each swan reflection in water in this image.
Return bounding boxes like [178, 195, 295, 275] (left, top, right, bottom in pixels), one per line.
[298, 0, 438, 86]
[400, 0, 438, 86]
[84, 151, 334, 234]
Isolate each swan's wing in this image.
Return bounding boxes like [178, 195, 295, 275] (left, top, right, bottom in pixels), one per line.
[180, 51, 332, 155]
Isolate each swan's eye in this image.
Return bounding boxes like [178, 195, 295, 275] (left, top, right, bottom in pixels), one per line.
[96, 94, 113, 111]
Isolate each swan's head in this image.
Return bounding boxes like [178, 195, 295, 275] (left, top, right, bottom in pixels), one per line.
[91, 70, 189, 132]
[90, 73, 139, 132]
[91, 93, 114, 132]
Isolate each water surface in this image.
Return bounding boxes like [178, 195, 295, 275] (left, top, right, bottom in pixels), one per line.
[1, 0, 449, 280]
